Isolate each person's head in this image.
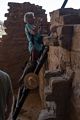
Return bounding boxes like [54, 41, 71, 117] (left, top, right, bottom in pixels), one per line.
[24, 12, 35, 24]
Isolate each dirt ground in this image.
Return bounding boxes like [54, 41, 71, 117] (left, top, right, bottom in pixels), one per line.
[16, 88, 42, 120]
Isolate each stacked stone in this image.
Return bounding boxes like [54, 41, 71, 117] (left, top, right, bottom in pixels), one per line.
[48, 8, 80, 71]
[50, 8, 80, 50]
[39, 8, 80, 120]
[0, 2, 49, 89]
[53, 9, 80, 120]
[50, 8, 79, 26]
[38, 69, 73, 120]
[70, 25, 80, 120]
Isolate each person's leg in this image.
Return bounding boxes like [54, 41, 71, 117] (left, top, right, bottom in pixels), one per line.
[31, 49, 40, 62]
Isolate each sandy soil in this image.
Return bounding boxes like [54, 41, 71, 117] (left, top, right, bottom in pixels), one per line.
[16, 88, 42, 120]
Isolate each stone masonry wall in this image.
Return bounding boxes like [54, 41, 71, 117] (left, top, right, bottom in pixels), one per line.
[38, 8, 80, 120]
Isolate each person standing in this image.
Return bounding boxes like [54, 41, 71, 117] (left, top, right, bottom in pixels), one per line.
[0, 70, 13, 120]
[24, 12, 44, 63]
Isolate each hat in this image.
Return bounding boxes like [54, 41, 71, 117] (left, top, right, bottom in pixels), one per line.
[24, 12, 35, 23]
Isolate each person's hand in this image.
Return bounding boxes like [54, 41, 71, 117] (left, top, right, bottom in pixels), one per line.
[32, 25, 38, 33]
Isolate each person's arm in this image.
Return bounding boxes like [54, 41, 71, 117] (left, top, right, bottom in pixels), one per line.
[5, 75, 13, 120]
[25, 24, 37, 35]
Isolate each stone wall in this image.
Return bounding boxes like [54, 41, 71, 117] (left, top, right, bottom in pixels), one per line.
[38, 8, 80, 120]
